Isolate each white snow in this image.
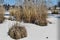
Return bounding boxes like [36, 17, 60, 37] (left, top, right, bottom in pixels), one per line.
[0, 11, 59, 40]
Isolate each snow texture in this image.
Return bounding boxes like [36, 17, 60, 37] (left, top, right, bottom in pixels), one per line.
[0, 11, 59, 40]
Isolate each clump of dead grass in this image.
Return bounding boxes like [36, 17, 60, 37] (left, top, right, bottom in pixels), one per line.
[9, 6, 22, 21]
[0, 5, 5, 23]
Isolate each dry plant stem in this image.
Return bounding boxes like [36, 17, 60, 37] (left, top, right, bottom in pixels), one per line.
[9, 7, 22, 21]
[0, 6, 5, 23]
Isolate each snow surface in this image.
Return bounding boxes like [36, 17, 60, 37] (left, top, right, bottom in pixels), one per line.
[0, 11, 59, 40]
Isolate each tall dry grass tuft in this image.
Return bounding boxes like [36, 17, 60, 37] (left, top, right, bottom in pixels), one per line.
[0, 5, 5, 23]
[9, 4, 48, 26]
[22, 4, 48, 26]
[9, 6, 22, 21]
[29, 6, 38, 23]
[23, 6, 31, 23]
[35, 5, 48, 26]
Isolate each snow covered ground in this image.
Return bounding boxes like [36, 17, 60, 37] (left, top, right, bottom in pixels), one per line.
[0, 11, 59, 40]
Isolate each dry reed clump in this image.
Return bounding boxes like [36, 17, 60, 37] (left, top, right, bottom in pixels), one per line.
[9, 5, 48, 26]
[22, 5, 48, 26]
[35, 5, 48, 26]
[29, 6, 38, 23]
[0, 6, 5, 23]
[8, 24, 27, 40]
[23, 6, 31, 23]
[22, 5, 38, 23]
[9, 6, 22, 21]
